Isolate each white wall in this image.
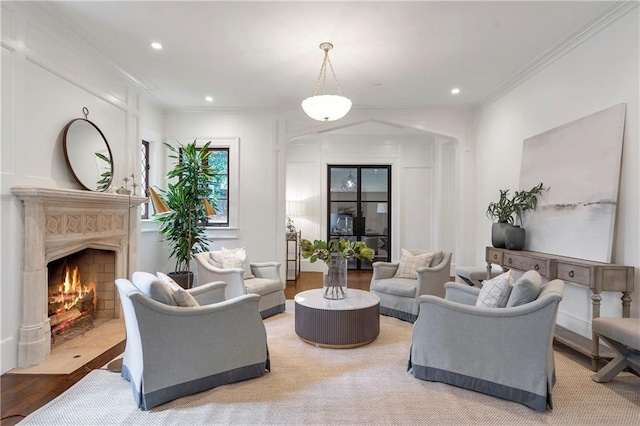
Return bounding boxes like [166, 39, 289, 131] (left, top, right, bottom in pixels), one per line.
[0, 2, 143, 373]
[473, 8, 640, 337]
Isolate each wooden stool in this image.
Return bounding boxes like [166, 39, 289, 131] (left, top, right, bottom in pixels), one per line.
[591, 317, 640, 383]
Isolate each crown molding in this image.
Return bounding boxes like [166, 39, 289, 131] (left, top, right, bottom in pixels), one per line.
[475, 1, 639, 111]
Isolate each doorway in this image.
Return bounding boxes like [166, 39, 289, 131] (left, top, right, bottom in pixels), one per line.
[327, 165, 391, 270]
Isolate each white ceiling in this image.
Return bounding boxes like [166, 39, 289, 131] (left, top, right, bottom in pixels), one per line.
[45, 1, 613, 111]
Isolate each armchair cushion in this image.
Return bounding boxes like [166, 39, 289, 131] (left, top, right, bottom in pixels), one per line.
[394, 249, 434, 279]
[371, 277, 417, 298]
[475, 271, 513, 308]
[506, 270, 543, 307]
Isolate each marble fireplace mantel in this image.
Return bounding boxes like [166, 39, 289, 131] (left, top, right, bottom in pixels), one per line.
[11, 186, 146, 367]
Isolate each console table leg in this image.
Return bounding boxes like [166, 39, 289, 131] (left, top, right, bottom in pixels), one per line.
[591, 291, 602, 371]
[486, 262, 492, 281]
[621, 291, 632, 318]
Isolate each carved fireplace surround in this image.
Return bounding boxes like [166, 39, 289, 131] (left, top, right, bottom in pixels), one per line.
[11, 186, 146, 367]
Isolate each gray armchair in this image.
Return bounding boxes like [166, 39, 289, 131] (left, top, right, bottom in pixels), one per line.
[409, 276, 565, 412]
[115, 273, 270, 410]
[195, 252, 286, 318]
[370, 250, 452, 322]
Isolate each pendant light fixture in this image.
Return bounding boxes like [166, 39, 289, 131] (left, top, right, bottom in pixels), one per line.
[341, 169, 357, 192]
[301, 42, 352, 122]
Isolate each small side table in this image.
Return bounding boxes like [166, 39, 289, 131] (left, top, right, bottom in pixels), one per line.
[294, 289, 380, 348]
[286, 231, 301, 281]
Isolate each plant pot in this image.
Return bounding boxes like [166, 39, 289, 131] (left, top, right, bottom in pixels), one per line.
[168, 271, 194, 289]
[505, 225, 526, 251]
[323, 256, 347, 300]
[491, 222, 510, 248]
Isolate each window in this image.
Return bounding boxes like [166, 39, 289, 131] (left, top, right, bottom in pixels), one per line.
[205, 147, 229, 227]
[140, 140, 150, 219]
[171, 137, 239, 233]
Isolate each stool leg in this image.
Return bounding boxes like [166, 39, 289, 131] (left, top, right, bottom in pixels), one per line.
[591, 336, 631, 383]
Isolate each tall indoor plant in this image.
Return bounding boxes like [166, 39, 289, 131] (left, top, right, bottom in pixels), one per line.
[154, 140, 216, 288]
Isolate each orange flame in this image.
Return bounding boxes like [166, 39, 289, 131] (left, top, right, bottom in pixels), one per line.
[50, 266, 93, 314]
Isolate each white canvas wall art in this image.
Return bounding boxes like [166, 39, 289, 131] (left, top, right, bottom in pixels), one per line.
[519, 103, 626, 262]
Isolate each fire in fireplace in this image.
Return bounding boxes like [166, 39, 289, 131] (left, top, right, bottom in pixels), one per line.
[48, 264, 96, 338]
[47, 248, 116, 343]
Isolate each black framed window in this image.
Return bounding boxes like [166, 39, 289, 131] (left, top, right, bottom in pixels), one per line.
[188, 147, 229, 227]
[207, 147, 229, 226]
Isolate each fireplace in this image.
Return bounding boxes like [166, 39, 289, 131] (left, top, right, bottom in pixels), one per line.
[12, 186, 146, 367]
[47, 248, 116, 344]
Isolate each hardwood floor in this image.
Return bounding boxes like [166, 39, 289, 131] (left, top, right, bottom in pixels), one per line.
[0, 341, 126, 425]
[0, 270, 371, 424]
[284, 269, 372, 298]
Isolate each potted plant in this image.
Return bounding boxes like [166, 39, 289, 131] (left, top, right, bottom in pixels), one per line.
[505, 183, 547, 250]
[300, 238, 374, 300]
[486, 183, 546, 250]
[486, 189, 516, 248]
[154, 140, 217, 288]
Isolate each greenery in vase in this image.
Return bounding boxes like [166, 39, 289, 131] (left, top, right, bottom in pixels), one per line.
[512, 182, 547, 225]
[94, 151, 112, 192]
[154, 140, 217, 274]
[300, 238, 375, 264]
[486, 189, 515, 224]
[486, 182, 547, 225]
[286, 216, 296, 233]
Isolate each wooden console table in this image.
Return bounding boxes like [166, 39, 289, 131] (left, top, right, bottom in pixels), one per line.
[485, 247, 634, 371]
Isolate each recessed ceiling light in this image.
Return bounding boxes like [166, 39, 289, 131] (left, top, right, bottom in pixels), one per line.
[451, 88, 461, 95]
[151, 42, 163, 50]
[205, 96, 214, 102]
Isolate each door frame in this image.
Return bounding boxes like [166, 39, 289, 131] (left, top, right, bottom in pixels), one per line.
[326, 164, 392, 270]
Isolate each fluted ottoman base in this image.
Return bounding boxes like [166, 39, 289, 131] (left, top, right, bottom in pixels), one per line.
[294, 289, 380, 348]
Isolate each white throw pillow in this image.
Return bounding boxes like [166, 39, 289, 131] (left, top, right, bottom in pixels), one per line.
[157, 272, 199, 307]
[475, 271, 514, 308]
[394, 249, 434, 279]
[211, 247, 254, 279]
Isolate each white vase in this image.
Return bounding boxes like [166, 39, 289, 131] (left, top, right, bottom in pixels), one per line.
[323, 256, 347, 300]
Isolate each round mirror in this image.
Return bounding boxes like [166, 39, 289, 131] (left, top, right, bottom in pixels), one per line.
[62, 115, 113, 192]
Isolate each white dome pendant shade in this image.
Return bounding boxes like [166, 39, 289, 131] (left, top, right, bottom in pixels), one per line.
[302, 94, 352, 122]
[301, 43, 352, 122]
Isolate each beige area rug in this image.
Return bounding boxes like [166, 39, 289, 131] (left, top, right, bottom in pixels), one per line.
[11, 318, 125, 375]
[20, 301, 639, 425]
